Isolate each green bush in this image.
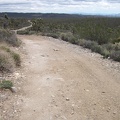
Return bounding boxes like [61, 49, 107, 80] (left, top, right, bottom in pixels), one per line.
[82, 40, 96, 49]
[100, 49, 110, 58]
[110, 50, 120, 62]
[60, 32, 75, 42]
[91, 45, 102, 53]
[113, 37, 120, 43]
[78, 39, 86, 46]
[114, 43, 120, 51]
[0, 80, 13, 89]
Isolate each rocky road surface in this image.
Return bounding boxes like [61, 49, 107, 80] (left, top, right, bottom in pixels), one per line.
[17, 35, 120, 120]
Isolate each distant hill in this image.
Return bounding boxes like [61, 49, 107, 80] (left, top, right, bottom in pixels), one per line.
[0, 12, 119, 19]
[115, 13, 120, 17]
[0, 12, 105, 19]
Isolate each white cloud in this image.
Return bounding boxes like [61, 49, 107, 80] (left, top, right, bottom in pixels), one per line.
[0, 0, 120, 14]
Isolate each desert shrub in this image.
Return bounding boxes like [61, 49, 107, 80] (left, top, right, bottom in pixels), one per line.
[110, 50, 120, 62]
[0, 46, 11, 52]
[78, 39, 86, 46]
[0, 80, 13, 89]
[100, 48, 110, 58]
[11, 52, 21, 66]
[91, 44, 102, 53]
[17, 29, 29, 35]
[46, 33, 59, 39]
[0, 45, 21, 73]
[9, 18, 31, 30]
[113, 37, 120, 43]
[82, 40, 96, 49]
[104, 43, 120, 51]
[60, 32, 75, 42]
[102, 43, 116, 51]
[17, 28, 36, 35]
[0, 29, 21, 46]
[0, 50, 15, 72]
[69, 37, 78, 44]
[61, 34, 68, 41]
[114, 43, 120, 51]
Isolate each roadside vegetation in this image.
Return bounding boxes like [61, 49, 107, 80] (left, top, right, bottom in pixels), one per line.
[18, 17, 120, 62]
[0, 41, 21, 73]
[0, 17, 31, 30]
[0, 14, 22, 74]
[0, 14, 25, 92]
[0, 80, 13, 90]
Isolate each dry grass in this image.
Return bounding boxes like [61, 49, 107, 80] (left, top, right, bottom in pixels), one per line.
[0, 43, 21, 73]
[0, 28, 21, 47]
[0, 49, 15, 73]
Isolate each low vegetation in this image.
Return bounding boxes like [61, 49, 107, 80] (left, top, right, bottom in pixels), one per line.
[0, 17, 31, 30]
[0, 80, 13, 89]
[0, 16, 22, 73]
[0, 28, 21, 46]
[0, 45, 21, 73]
[18, 17, 120, 62]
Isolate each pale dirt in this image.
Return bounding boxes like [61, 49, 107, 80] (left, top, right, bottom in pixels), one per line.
[17, 35, 120, 120]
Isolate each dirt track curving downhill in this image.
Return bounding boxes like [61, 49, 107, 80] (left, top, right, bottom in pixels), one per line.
[17, 34, 120, 120]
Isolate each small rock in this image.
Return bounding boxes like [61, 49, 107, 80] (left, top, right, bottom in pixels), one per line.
[11, 87, 17, 93]
[113, 112, 116, 115]
[71, 111, 74, 115]
[84, 89, 89, 92]
[51, 95, 55, 98]
[102, 92, 106, 93]
[55, 115, 59, 118]
[72, 104, 75, 107]
[41, 55, 45, 57]
[61, 116, 67, 119]
[14, 110, 17, 113]
[53, 49, 59, 51]
[14, 72, 20, 79]
[86, 89, 89, 92]
[66, 98, 70, 101]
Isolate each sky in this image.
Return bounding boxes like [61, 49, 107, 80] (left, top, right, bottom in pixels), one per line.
[0, 0, 120, 15]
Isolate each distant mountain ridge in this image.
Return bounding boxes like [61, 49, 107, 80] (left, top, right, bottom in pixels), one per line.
[0, 13, 86, 19]
[0, 12, 120, 19]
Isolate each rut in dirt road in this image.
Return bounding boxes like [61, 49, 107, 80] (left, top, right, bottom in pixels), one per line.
[18, 35, 120, 120]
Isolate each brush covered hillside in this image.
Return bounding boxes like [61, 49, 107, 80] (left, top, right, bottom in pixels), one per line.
[0, 15, 31, 73]
[0, 30, 21, 74]
[0, 12, 97, 19]
[18, 17, 120, 62]
[0, 15, 27, 76]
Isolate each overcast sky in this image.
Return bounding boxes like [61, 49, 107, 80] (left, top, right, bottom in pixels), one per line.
[0, 0, 120, 15]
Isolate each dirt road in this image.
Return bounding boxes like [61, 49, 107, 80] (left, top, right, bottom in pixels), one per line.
[18, 35, 120, 120]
